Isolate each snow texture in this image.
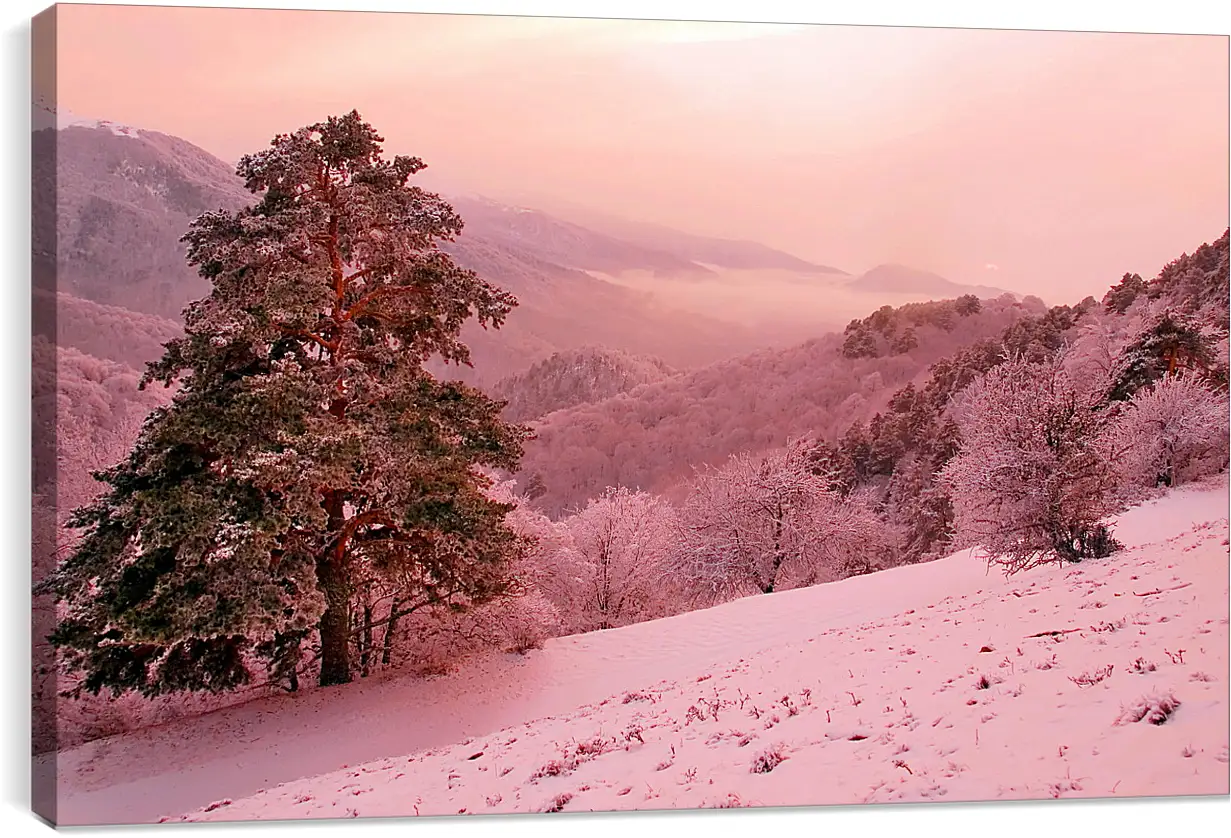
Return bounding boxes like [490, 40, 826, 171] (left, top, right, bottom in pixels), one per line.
[44, 477, 1229, 825]
[33, 100, 142, 138]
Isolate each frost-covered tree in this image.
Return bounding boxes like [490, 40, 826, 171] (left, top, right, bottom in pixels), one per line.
[1060, 314, 1132, 400]
[678, 439, 880, 597]
[367, 478, 570, 675]
[560, 487, 679, 632]
[38, 112, 529, 694]
[1107, 312, 1218, 403]
[940, 356, 1121, 574]
[1106, 374, 1229, 489]
[1102, 272, 1147, 315]
[841, 322, 879, 359]
[890, 326, 919, 355]
[955, 294, 982, 316]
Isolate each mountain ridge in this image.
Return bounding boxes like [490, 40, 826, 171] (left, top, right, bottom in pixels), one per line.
[847, 263, 1013, 299]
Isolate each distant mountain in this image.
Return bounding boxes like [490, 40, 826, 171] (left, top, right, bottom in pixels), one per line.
[446, 195, 713, 277]
[33, 123, 253, 319]
[35, 119, 770, 389]
[490, 347, 676, 423]
[483, 195, 847, 275]
[847, 264, 1011, 299]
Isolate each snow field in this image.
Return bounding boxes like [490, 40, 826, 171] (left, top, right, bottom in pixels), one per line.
[150, 478, 1230, 823]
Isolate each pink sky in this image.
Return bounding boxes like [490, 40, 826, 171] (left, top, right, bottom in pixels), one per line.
[50, 5, 1229, 301]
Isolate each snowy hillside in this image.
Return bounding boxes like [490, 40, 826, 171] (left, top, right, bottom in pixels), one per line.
[32, 101, 143, 137]
[47, 478, 1228, 825]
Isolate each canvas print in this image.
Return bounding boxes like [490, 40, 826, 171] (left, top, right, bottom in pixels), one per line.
[29, 3, 1231, 827]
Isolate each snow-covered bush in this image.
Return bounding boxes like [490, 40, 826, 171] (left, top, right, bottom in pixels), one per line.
[677, 439, 886, 598]
[553, 487, 681, 634]
[1105, 373, 1229, 490]
[1116, 691, 1181, 726]
[749, 744, 787, 773]
[940, 356, 1122, 574]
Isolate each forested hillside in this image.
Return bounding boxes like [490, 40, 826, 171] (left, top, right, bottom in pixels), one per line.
[812, 230, 1230, 564]
[33, 125, 252, 318]
[516, 295, 1042, 515]
[33, 288, 183, 369]
[491, 347, 676, 422]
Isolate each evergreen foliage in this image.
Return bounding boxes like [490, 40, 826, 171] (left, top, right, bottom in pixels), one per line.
[38, 112, 530, 695]
[1107, 312, 1218, 403]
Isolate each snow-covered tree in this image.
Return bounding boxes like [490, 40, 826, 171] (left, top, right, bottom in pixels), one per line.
[558, 487, 679, 633]
[1106, 374, 1229, 489]
[678, 439, 884, 597]
[38, 112, 529, 695]
[940, 356, 1121, 574]
[361, 478, 571, 675]
[1102, 272, 1147, 315]
[1107, 311, 1219, 403]
[1061, 314, 1133, 401]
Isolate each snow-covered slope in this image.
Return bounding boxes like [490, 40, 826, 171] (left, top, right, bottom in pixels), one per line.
[48, 479, 1229, 825]
[32, 101, 143, 137]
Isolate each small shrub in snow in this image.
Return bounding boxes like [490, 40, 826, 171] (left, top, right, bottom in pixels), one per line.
[529, 759, 569, 782]
[975, 673, 1003, 690]
[1128, 657, 1157, 675]
[1190, 671, 1215, 682]
[622, 723, 645, 745]
[1034, 654, 1058, 671]
[505, 631, 545, 655]
[539, 792, 573, 813]
[1117, 691, 1181, 726]
[1069, 665, 1114, 687]
[750, 745, 787, 773]
[1048, 778, 1083, 798]
[573, 736, 612, 757]
[708, 793, 751, 808]
[621, 690, 653, 704]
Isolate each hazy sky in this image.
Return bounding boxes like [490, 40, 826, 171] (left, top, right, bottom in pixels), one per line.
[50, 5, 1229, 301]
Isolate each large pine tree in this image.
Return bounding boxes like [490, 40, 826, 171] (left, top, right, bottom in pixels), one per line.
[39, 112, 530, 694]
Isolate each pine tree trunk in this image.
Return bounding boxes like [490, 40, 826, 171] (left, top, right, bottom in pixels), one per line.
[317, 489, 352, 687]
[317, 555, 353, 686]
